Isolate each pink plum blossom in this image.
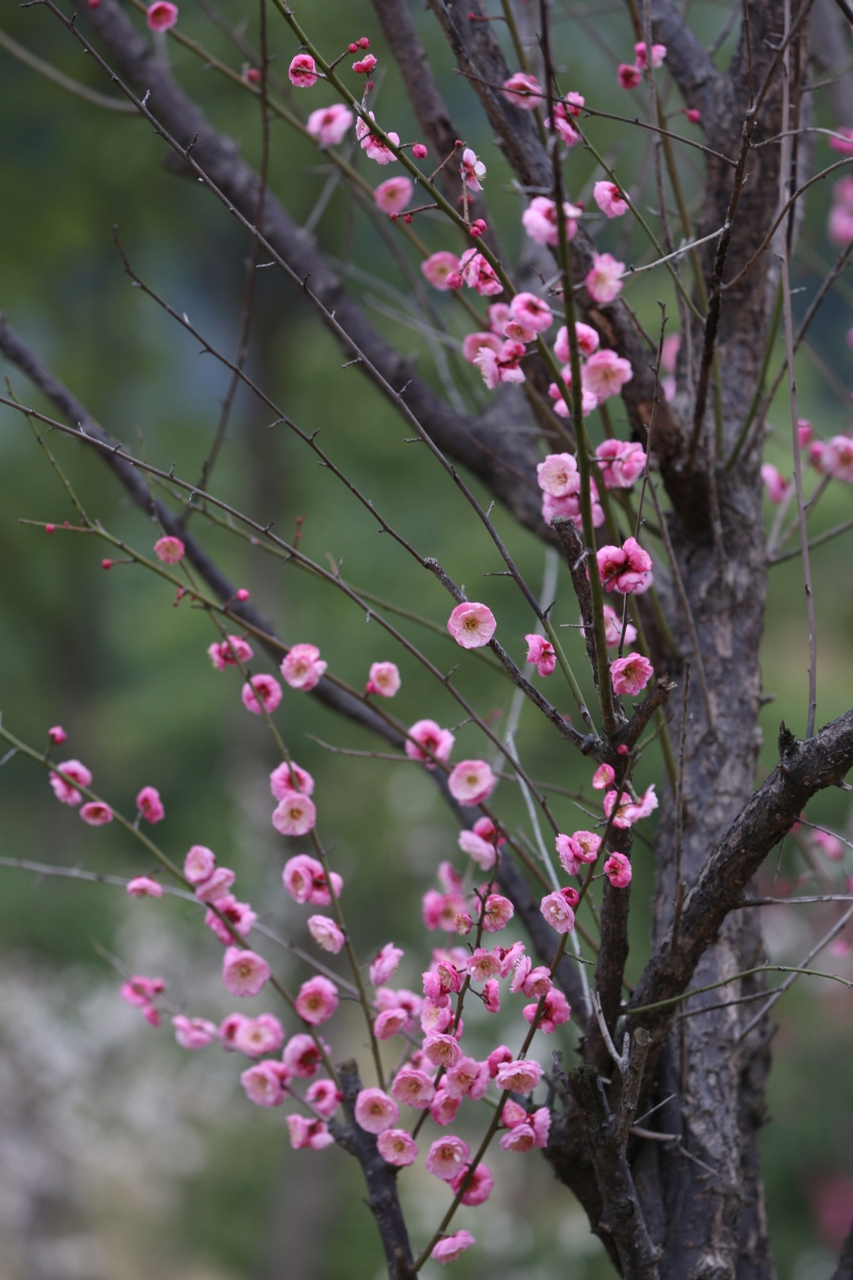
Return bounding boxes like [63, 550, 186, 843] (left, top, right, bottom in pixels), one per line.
[537, 452, 580, 498]
[826, 435, 853, 481]
[80, 801, 112, 826]
[422, 890, 467, 932]
[307, 914, 345, 953]
[467, 948, 501, 982]
[480, 893, 514, 932]
[369, 943, 403, 986]
[634, 41, 667, 68]
[462, 332, 501, 364]
[205, 897, 257, 944]
[761, 463, 791, 502]
[288, 54, 318, 87]
[306, 103, 353, 146]
[241, 1061, 290, 1107]
[593, 763, 616, 790]
[283, 1033, 323, 1077]
[830, 127, 853, 154]
[546, 100, 581, 146]
[404, 719, 455, 767]
[446, 1057, 489, 1100]
[374, 176, 413, 214]
[172, 1015, 218, 1049]
[377, 1129, 419, 1166]
[473, 340, 526, 387]
[352, 53, 377, 74]
[48, 725, 67, 744]
[522, 196, 581, 246]
[233, 1014, 285, 1057]
[391, 1067, 436, 1109]
[222, 947, 270, 997]
[426, 1134, 470, 1181]
[554, 323, 599, 361]
[126, 876, 163, 898]
[500, 1122, 536, 1152]
[121, 975, 164, 1026]
[374, 1007, 410, 1040]
[49, 759, 92, 806]
[448, 759, 496, 805]
[412, 143, 428, 159]
[494, 1058, 543, 1092]
[241, 674, 282, 714]
[136, 785, 165, 823]
[524, 987, 571, 1034]
[540, 890, 576, 933]
[446, 601, 496, 648]
[604, 851, 633, 887]
[603, 784, 659, 828]
[812, 829, 845, 861]
[595, 439, 646, 488]
[594, 181, 629, 218]
[423, 1032, 463, 1069]
[305, 1079, 342, 1118]
[421, 251, 461, 290]
[510, 291, 553, 333]
[586, 252, 625, 303]
[270, 761, 315, 800]
[483, 979, 500, 1012]
[601, 604, 637, 647]
[355, 1087, 399, 1134]
[583, 350, 633, 403]
[146, 3, 178, 31]
[461, 147, 486, 190]
[153, 534, 185, 563]
[610, 652, 654, 696]
[184, 844, 216, 883]
[618, 63, 643, 89]
[556, 830, 601, 874]
[287, 1115, 334, 1149]
[458, 249, 503, 295]
[596, 538, 653, 594]
[525, 633, 556, 677]
[450, 1163, 494, 1205]
[195, 868, 235, 903]
[356, 113, 401, 164]
[458, 829, 497, 870]
[365, 661, 401, 697]
[272, 791, 317, 837]
[432, 1231, 476, 1265]
[208, 635, 253, 670]
[280, 643, 327, 690]
[503, 72, 544, 108]
[295, 975, 339, 1025]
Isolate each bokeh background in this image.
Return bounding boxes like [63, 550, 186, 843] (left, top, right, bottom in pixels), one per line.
[1, 1, 853, 1277]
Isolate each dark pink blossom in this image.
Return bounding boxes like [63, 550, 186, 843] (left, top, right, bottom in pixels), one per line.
[604, 851, 633, 887]
[80, 801, 112, 826]
[502, 72, 544, 109]
[49, 759, 92, 807]
[288, 54, 318, 88]
[146, 2, 178, 31]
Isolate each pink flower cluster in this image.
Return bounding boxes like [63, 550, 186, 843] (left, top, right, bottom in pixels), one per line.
[618, 40, 666, 88]
[596, 538, 653, 594]
[543, 323, 633, 423]
[184, 843, 258, 945]
[808, 431, 853, 483]
[48, 757, 116, 826]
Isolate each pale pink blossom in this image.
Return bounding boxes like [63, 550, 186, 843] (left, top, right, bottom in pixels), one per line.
[510, 291, 553, 333]
[583, 349, 633, 403]
[761, 463, 791, 503]
[135, 785, 165, 823]
[242, 1061, 291, 1107]
[146, 1, 178, 30]
[462, 331, 502, 364]
[184, 844, 216, 883]
[427, 1088, 459, 1127]
[494, 1058, 543, 1093]
[447, 601, 496, 649]
[281, 643, 327, 691]
[531, 1106, 552, 1147]
[432, 1231, 476, 1264]
[272, 791, 317, 837]
[503, 72, 544, 108]
[525, 633, 556, 677]
[377, 1129, 419, 1166]
[522, 196, 580, 246]
[450, 1162, 494, 1205]
[540, 890, 576, 933]
[153, 534, 185, 563]
[812, 829, 845, 861]
[596, 537, 653, 594]
[49, 759, 92, 807]
[502, 317, 536, 343]
[426, 1134, 470, 1181]
[121, 975, 164, 1009]
[458, 248, 503, 296]
[205, 896, 257, 944]
[376, 986, 420, 1019]
[355, 1087, 399, 1134]
[405, 719, 455, 767]
[586, 252, 625, 304]
[501, 1099, 529, 1127]
[547, 383, 600, 423]
[172, 1015, 218, 1049]
[219, 1012, 249, 1048]
[474, 339, 526, 387]
[374, 1007, 410, 1040]
[422, 890, 467, 931]
[488, 302, 511, 333]
[601, 604, 637, 647]
[222, 946, 270, 997]
[447, 759, 496, 806]
[481, 893, 514, 932]
[241, 673, 282, 714]
[483, 979, 500, 1012]
[524, 987, 571, 1034]
[365, 661, 401, 697]
[500, 1121, 536, 1152]
[295, 975, 339, 1025]
[356, 114, 401, 164]
[421, 251, 461, 290]
[48, 725, 67, 744]
[826, 435, 853, 482]
[593, 763, 615, 790]
[374, 176, 413, 214]
[487, 1045, 513, 1078]
[287, 1115, 334, 1149]
[306, 103, 354, 146]
[423, 1032, 463, 1069]
[80, 801, 113, 826]
[594, 181, 628, 218]
[126, 876, 163, 898]
[305, 1079, 342, 1118]
[288, 53, 318, 87]
[604, 851, 633, 887]
[522, 965, 553, 1000]
[554, 323, 599, 361]
[461, 147, 486, 190]
[595, 438, 646, 488]
[369, 943, 403, 985]
[618, 63, 643, 89]
[610, 651, 654, 696]
[829, 203, 853, 246]
[283, 1033, 323, 1077]
[270, 760, 315, 801]
[391, 1066, 436, 1109]
[556, 831, 600, 875]
[467, 947, 501, 982]
[634, 41, 667, 69]
[603, 783, 658, 828]
[233, 1014, 285, 1057]
[537, 452, 580, 498]
[307, 914, 345, 953]
[446, 1056, 489, 1100]
[546, 100, 581, 145]
[458, 829, 496, 870]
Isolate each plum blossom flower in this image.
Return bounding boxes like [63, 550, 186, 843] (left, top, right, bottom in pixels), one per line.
[369, 943, 403, 986]
[272, 791, 317, 837]
[595, 439, 646, 488]
[601, 604, 637, 647]
[450, 1163, 494, 1205]
[537, 452, 580, 498]
[610, 652, 654, 696]
[604, 851, 633, 887]
[355, 1088, 399, 1134]
[761, 463, 791, 502]
[556, 830, 601, 875]
[458, 248, 503, 295]
[136, 785, 165, 823]
[811, 829, 845, 860]
[500, 1122, 536, 1152]
[153, 534, 185, 563]
[510, 291, 553, 333]
[448, 760, 496, 806]
[462, 332, 502, 364]
[432, 1231, 476, 1264]
[126, 876, 163, 898]
[421, 251, 461, 290]
[554, 322, 599, 361]
[281, 643, 327, 690]
[270, 761, 315, 800]
[195, 867, 235, 903]
[222, 947, 270, 997]
[184, 844, 216, 883]
[461, 147, 486, 190]
[377, 1129, 419, 1166]
[49, 759, 92, 806]
[352, 53, 377, 74]
[618, 63, 643, 89]
[241, 674, 282, 714]
[446, 601, 496, 649]
[546, 100, 582, 145]
[586, 252, 625, 303]
[305, 1079, 342, 1118]
[172, 1015, 218, 1049]
[494, 1058, 543, 1092]
[306, 103, 353, 146]
[540, 890, 576, 934]
[241, 1061, 290, 1106]
[283, 1033, 323, 1077]
[826, 435, 853, 481]
[593, 763, 616, 790]
[205, 897, 256, 944]
[374, 176, 413, 214]
[391, 1067, 436, 1109]
[282, 855, 341, 907]
[423, 1031, 463, 1069]
[483, 979, 500, 1012]
[503, 72, 544, 108]
[596, 537, 653, 594]
[307, 914, 345, 953]
[80, 801, 113, 826]
[473, 340, 526, 387]
[288, 54, 318, 87]
[458, 829, 496, 870]
[48, 725, 67, 744]
[634, 41, 667, 69]
[208, 635, 253, 670]
[287, 1115, 334, 1148]
[147, 3, 178, 32]
[233, 1014, 285, 1057]
[582, 350, 633, 403]
[480, 893, 514, 932]
[356, 113, 400, 164]
[524, 987, 571, 1034]
[121, 975, 164, 1027]
[522, 196, 581, 246]
[404, 719, 455, 767]
[594, 181, 629, 218]
[446, 1057, 489, 1100]
[426, 1135, 470, 1181]
[525, 634, 556, 677]
[603, 784, 658, 828]
[295, 975, 339, 1025]
[365, 661, 401, 697]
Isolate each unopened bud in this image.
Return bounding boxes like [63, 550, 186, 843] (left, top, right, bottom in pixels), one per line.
[412, 143, 428, 159]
